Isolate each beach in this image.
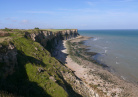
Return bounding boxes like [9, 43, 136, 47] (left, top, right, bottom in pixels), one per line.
[55, 36, 138, 97]
[79, 30, 138, 83]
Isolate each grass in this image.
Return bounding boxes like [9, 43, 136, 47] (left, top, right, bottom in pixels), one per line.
[0, 29, 81, 97]
[0, 37, 68, 97]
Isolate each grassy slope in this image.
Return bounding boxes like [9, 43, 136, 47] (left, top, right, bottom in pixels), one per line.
[0, 30, 78, 97]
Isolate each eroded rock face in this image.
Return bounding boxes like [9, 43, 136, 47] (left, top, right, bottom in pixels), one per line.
[25, 29, 78, 42]
[0, 31, 10, 37]
[0, 43, 17, 79]
[25, 29, 79, 55]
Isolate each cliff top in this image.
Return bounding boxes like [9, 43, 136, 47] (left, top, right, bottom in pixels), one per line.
[0, 28, 78, 43]
[0, 28, 80, 97]
[41, 29, 77, 32]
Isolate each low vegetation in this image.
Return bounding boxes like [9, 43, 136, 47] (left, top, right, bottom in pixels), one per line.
[66, 40, 98, 65]
[34, 27, 39, 29]
[0, 29, 80, 97]
[66, 40, 109, 69]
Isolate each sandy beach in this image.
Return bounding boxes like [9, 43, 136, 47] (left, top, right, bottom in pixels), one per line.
[55, 36, 138, 97]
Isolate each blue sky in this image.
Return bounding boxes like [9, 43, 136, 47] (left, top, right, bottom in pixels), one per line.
[0, 0, 138, 29]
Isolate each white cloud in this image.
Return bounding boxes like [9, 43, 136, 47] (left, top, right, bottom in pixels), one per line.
[5, 17, 18, 22]
[119, 0, 134, 2]
[86, 1, 94, 6]
[22, 11, 54, 14]
[58, 8, 99, 13]
[58, 8, 71, 11]
[21, 20, 29, 23]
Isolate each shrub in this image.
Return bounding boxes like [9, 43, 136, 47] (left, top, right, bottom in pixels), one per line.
[34, 27, 39, 29]
[3, 28, 12, 31]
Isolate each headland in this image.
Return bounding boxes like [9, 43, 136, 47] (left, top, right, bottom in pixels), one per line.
[0, 28, 138, 97]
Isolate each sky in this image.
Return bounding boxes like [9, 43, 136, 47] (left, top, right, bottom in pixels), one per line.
[0, 0, 138, 29]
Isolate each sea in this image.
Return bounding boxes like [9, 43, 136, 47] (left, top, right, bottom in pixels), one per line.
[79, 29, 138, 84]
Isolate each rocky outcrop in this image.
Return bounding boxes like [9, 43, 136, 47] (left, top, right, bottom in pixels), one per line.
[0, 43, 17, 79]
[0, 31, 10, 37]
[62, 71, 99, 97]
[25, 29, 79, 56]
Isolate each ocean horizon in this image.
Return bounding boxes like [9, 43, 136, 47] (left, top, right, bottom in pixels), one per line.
[79, 29, 138, 84]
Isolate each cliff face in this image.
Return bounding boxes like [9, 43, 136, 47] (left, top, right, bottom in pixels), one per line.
[25, 29, 79, 55]
[0, 29, 98, 97]
[0, 31, 76, 97]
[25, 30, 99, 97]
[0, 43, 17, 79]
[0, 29, 79, 80]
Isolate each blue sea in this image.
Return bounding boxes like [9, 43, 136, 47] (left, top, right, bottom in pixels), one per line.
[79, 30, 138, 83]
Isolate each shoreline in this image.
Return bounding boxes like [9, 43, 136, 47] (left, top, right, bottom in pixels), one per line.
[55, 36, 138, 96]
[81, 36, 138, 85]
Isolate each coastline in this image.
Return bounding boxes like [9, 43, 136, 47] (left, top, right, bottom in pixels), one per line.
[55, 35, 138, 97]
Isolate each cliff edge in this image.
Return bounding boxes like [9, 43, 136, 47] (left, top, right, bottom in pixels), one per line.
[0, 29, 98, 97]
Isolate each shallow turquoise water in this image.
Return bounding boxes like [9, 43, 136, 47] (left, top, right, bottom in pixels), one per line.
[79, 30, 138, 83]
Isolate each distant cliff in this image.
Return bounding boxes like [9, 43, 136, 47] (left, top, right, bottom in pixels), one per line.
[25, 29, 79, 55]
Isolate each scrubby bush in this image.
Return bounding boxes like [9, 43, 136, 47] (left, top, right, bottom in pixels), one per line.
[34, 27, 39, 29]
[3, 28, 12, 31]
